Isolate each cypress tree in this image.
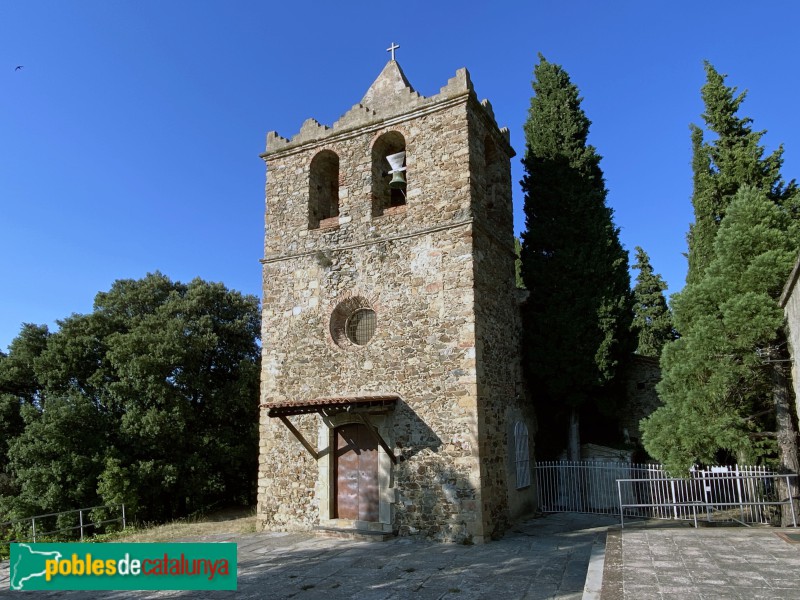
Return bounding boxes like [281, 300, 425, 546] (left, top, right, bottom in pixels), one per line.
[631, 247, 675, 357]
[642, 187, 799, 477]
[520, 55, 634, 459]
[644, 63, 800, 482]
[686, 62, 796, 284]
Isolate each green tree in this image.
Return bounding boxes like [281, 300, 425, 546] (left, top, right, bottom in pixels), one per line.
[3, 393, 110, 520]
[631, 247, 675, 357]
[94, 274, 261, 520]
[644, 63, 800, 486]
[0, 393, 23, 499]
[520, 55, 634, 459]
[0, 323, 50, 406]
[0, 324, 50, 504]
[686, 62, 797, 285]
[1, 273, 261, 523]
[642, 187, 800, 474]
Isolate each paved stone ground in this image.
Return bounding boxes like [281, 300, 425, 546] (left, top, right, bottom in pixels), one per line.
[601, 521, 800, 600]
[6, 514, 799, 599]
[0, 513, 613, 599]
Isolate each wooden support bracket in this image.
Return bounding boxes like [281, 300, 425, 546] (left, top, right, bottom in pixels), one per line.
[356, 412, 398, 464]
[278, 415, 320, 460]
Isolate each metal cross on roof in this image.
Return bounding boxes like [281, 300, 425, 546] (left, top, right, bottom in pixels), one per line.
[386, 42, 400, 61]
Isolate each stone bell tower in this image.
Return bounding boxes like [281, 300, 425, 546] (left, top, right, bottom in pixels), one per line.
[256, 48, 536, 543]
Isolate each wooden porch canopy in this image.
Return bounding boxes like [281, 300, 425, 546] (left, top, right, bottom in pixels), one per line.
[262, 394, 399, 418]
[260, 394, 400, 463]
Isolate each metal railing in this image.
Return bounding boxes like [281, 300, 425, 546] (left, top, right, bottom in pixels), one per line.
[0, 504, 126, 545]
[616, 472, 798, 528]
[536, 461, 797, 526]
[536, 461, 669, 514]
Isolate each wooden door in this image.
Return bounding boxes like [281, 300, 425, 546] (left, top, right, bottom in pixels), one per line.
[334, 423, 379, 521]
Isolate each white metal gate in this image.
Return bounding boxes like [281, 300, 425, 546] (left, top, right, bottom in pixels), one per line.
[535, 461, 793, 526]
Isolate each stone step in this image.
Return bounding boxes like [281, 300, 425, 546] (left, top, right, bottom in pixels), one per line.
[313, 526, 395, 542]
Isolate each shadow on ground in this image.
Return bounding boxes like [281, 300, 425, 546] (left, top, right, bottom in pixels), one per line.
[1, 513, 617, 599]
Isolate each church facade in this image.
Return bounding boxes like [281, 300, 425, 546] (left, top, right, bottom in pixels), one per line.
[256, 55, 536, 543]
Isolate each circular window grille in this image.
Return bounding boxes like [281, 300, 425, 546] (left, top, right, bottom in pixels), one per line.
[346, 308, 377, 345]
[330, 296, 378, 349]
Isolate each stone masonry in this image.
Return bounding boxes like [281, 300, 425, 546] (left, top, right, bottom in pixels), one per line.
[780, 253, 800, 425]
[256, 58, 537, 543]
[620, 354, 661, 447]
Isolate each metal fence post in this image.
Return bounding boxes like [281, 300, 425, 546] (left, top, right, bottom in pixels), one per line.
[3, 503, 133, 545]
[735, 465, 745, 524]
[670, 479, 677, 520]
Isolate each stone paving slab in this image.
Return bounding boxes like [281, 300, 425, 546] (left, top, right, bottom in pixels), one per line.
[601, 521, 800, 600]
[0, 513, 614, 599]
[7, 514, 800, 599]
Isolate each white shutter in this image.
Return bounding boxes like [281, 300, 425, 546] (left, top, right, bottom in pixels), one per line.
[514, 421, 531, 489]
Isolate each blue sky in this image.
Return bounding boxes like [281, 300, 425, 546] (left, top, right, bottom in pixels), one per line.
[2, 1, 799, 351]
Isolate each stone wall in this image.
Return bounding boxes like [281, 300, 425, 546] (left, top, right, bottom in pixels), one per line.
[780, 254, 800, 426]
[467, 103, 537, 535]
[621, 354, 662, 447]
[257, 61, 532, 543]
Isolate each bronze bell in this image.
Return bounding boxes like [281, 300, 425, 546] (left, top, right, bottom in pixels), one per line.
[389, 171, 407, 189]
